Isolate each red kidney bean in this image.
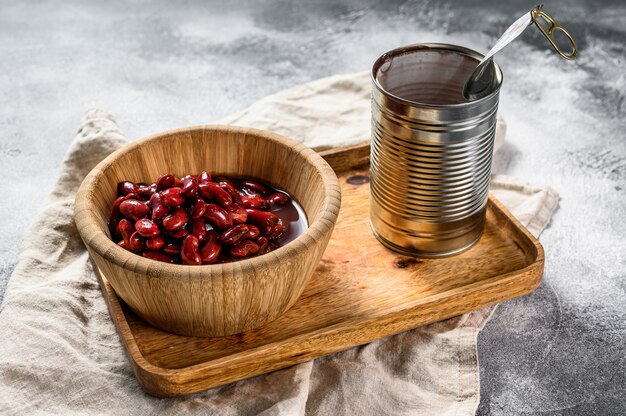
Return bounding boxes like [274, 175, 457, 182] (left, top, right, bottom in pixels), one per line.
[241, 196, 268, 210]
[142, 250, 176, 263]
[241, 180, 268, 196]
[224, 203, 247, 224]
[167, 228, 189, 239]
[161, 187, 185, 207]
[123, 193, 141, 201]
[216, 178, 243, 204]
[220, 224, 250, 246]
[162, 207, 189, 231]
[203, 203, 233, 230]
[149, 193, 170, 223]
[189, 218, 207, 243]
[256, 236, 269, 254]
[246, 225, 260, 239]
[156, 173, 176, 190]
[199, 231, 221, 264]
[117, 181, 139, 196]
[214, 176, 233, 186]
[246, 209, 278, 234]
[135, 218, 160, 238]
[242, 191, 262, 199]
[117, 218, 135, 246]
[128, 231, 144, 252]
[137, 183, 157, 199]
[145, 236, 165, 250]
[163, 241, 181, 255]
[110, 195, 124, 216]
[119, 199, 150, 221]
[198, 183, 232, 207]
[189, 196, 207, 219]
[268, 192, 289, 206]
[108, 196, 125, 238]
[181, 175, 198, 198]
[181, 235, 201, 265]
[198, 171, 212, 184]
[267, 224, 286, 240]
[246, 209, 279, 223]
[230, 240, 260, 259]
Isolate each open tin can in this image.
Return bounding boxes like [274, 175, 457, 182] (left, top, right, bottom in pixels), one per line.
[370, 43, 503, 257]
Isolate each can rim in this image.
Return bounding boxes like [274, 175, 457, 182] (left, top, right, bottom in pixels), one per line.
[371, 43, 504, 108]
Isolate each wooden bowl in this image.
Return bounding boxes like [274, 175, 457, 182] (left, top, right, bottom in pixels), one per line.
[74, 125, 341, 337]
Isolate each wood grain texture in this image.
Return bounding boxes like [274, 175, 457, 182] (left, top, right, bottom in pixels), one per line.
[74, 125, 341, 337]
[93, 141, 544, 397]
[318, 142, 370, 172]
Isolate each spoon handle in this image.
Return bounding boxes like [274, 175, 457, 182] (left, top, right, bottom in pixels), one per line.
[477, 11, 533, 66]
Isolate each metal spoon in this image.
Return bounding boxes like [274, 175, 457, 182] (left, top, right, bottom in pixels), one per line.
[463, 5, 578, 101]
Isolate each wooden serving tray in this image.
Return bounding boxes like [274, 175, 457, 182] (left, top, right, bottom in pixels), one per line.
[95, 142, 543, 397]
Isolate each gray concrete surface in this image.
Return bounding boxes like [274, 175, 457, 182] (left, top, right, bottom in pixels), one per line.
[1, 1, 624, 414]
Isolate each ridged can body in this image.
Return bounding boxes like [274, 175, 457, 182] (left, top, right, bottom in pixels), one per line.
[370, 44, 503, 257]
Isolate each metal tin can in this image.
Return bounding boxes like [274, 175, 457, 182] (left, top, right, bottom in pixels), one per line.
[370, 43, 503, 257]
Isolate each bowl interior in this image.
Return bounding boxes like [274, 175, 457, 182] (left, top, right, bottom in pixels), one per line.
[83, 126, 334, 267]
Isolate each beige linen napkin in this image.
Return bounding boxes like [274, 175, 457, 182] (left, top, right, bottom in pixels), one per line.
[0, 73, 558, 415]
